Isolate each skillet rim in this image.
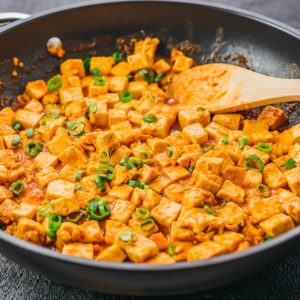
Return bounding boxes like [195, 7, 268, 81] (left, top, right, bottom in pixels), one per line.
[0, 0, 299, 272]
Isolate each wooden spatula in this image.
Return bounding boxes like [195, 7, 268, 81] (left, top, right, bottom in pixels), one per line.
[168, 63, 300, 113]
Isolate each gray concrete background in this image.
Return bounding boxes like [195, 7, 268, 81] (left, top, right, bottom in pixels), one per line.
[0, 0, 299, 299]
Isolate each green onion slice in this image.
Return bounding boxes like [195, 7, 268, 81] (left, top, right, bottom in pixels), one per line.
[75, 185, 82, 192]
[280, 158, 296, 169]
[137, 150, 150, 163]
[66, 210, 86, 224]
[188, 166, 195, 173]
[221, 137, 229, 144]
[67, 121, 85, 136]
[238, 137, 248, 149]
[89, 101, 98, 113]
[136, 207, 150, 220]
[112, 52, 123, 64]
[75, 170, 85, 181]
[45, 109, 60, 119]
[139, 219, 155, 231]
[119, 157, 142, 169]
[197, 107, 205, 111]
[167, 146, 173, 158]
[48, 214, 62, 231]
[41, 120, 47, 126]
[203, 205, 216, 216]
[119, 231, 134, 242]
[201, 145, 214, 153]
[26, 141, 42, 157]
[168, 243, 176, 256]
[94, 176, 106, 192]
[12, 121, 22, 131]
[154, 72, 166, 83]
[120, 90, 133, 103]
[98, 149, 110, 163]
[11, 180, 23, 196]
[26, 128, 34, 138]
[127, 180, 142, 188]
[98, 165, 115, 181]
[256, 142, 272, 153]
[91, 68, 100, 77]
[83, 57, 91, 71]
[38, 202, 53, 217]
[12, 135, 21, 146]
[87, 198, 110, 221]
[263, 236, 273, 242]
[142, 113, 157, 123]
[47, 76, 62, 92]
[138, 69, 155, 83]
[245, 154, 264, 172]
[256, 184, 270, 197]
[220, 200, 228, 208]
[47, 229, 56, 238]
[94, 77, 106, 86]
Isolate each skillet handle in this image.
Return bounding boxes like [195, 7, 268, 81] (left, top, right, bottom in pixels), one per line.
[0, 12, 30, 27]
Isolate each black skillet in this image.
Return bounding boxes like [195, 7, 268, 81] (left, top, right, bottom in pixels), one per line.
[0, 0, 299, 296]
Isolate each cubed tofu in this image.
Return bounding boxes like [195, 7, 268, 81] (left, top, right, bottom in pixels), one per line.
[187, 241, 227, 261]
[67, 76, 81, 87]
[109, 185, 133, 200]
[79, 220, 104, 243]
[59, 87, 83, 104]
[128, 81, 147, 99]
[149, 176, 172, 194]
[59, 165, 78, 183]
[142, 115, 172, 138]
[282, 197, 300, 223]
[116, 230, 159, 263]
[34, 152, 58, 170]
[146, 138, 167, 153]
[108, 76, 128, 93]
[285, 167, 300, 196]
[110, 200, 136, 224]
[88, 102, 108, 127]
[0, 107, 15, 125]
[138, 164, 160, 184]
[151, 198, 182, 227]
[178, 110, 199, 129]
[42, 93, 59, 105]
[37, 121, 58, 141]
[213, 114, 242, 130]
[55, 222, 81, 250]
[46, 134, 72, 156]
[216, 180, 245, 204]
[213, 231, 244, 252]
[108, 109, 127, 126]
[64, 99, 88, 118]
[51, 197, 80, 216]
[88, 81, 108, 97]
[127, 53, 151, 72]
[173, 55, 193, 72]
[7, 164, 26, 183]
[130, 188, 145, 206]
[60, 59, 85, 78]
[243, 169, 262, 188]
[3, 134, 22, 149]
[58, 146, 87, 169]
[153, 59, 171, 73]
[259, 213, 294, 237]
[62, 243, 93, 259]
[142, 189, 161, 210]
[15, 218, 46, 245]
[193, 157, 224, 176]
[164, 183, 187, 203]
[263, 163, 287, 188]
[146, 252, 176, 264]
[286, 124, 300, 144]
[25, 80, 48, 99]
[0, 186, 12, 202]
[149, 232, 169, 250]
[194, 173, 222, 193]
[46, 179, 75, 199]
[222, 165, 246, 187]
[111, 165, 137, 186]
[96, 244, 127, 262]
[24, 99, 43, 113]
[105, 220, 129, 245]
[182, 123, 208, 145]
[243, 119, 269, 134]
[248, 197, 282, 223]
[205, 122, 229, 140]
[90, 57, 115, 75]
[12, 203, 37, 220]
[110, 61, 132, 77]
[162, 166, 190, 182]
[182, 188, 215, 207]
[36, 167, 58, 188]
[15, 109, 42, 129]
[257, 106, 287, 130]
[0, 199, 18, 224]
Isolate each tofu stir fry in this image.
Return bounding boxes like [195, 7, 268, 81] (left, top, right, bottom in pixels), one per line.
[0, 37, 299, 264]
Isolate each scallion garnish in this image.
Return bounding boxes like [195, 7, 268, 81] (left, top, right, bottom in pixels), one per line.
[47, 76, 62, 92]
[98, 149, 110, 163]
[238, 137, 248, 149]
[12, 135, 21, 146]
[91, 68, 100, 77]
[12, 121, 22, 131]
[137, 150, 150, 164]
[139, 218, 155, 231]
[83, 57, 91, 71]
[280, 158, 296, 169]
[89, 101, 98, 113]
[138, 69, 155, 83]
[203, 205, 216, 215]
[221, 137, 229, 144]
[168, 146, 173, 158]
[87, 197, 110, 221]
[168, 243, 176, 256]
[256, 184, 270, 197]
[120, 90, 133, 103]
[112, 52, 123, 64]
[26, 141, 42, 157]
[245, 154, 264, 172]
[66, 210, 86, 224]
[136, 207, 150, 220]
[154, 72, 166, 83]
[256, 142, 272, 153]
[94, 77, 106, 86]
[26, 128, 34, 138]
[119, 231, 134, 242]
[67, 121, 85, 136]
[142, 113, 157, 123]
[75, 170, 85, 181]
[45, 109, 60, 119]
[98, 165, 115, 181]
[11, 180, 23, 196]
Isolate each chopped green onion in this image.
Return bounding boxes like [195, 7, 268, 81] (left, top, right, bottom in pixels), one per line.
[201, 145, 214, 153]
[145, 185, 159, 193]
[37, 202, 53, 217]
[119, 231, 134, 242]
[120, 90, 133, 103]
[263, 236, 273, 242]
[238, 137, 248, 149]
[154, 72, 166, 83]
[63, 102, 72, 110]
[47, 229, 56, 238]
[127, 180, 142, 188]
[75, 185, 82, 192]
[67, 121, 85, 136]
[221, 137, 229, 144]
[94, 77, 106, 86]
[75, 170, 85, 181]
[45, 109, 60, 119]
[119, 157, 142, 169]
[136, 207, 150, 220]
[137, 150, 150, 163]
[48, 214, 62, 231]
[139, 219, 155, 231]
[91, 68, 100, 77]
[26, 128, 34, 138]
[89, 101, 98, 113]
[83, 57, 91, 71]
[87, 198, 110, 221]
[11, 180, 23, 196]
[47, 76, 62, 92]
[66, 210, 86, 224]
[41, 120, 47, 126]
[168, 243, 176, 256]
[203, 205, 216, 215]
[12, 135, 21, 146]
[188, 166, 195, 173]
[245, 154, 264, 172]
[142, 113, 157, 123]
[256, 184, 270, 197]
[280, 158, 296, 169]
[256, 142, 272, 153]
[168, 146, 173, 158]
[94, 176, 106, 192]
[220, 200, 228, 208]
[112, 52, 122, 64]
[12, 121, 22, 131]
[98, 165, 115, 181]
[98, 149, 110, 163]
[138, 69, 155, 83]
[26, 141, 42, 157]
[197, 107, 205, 111]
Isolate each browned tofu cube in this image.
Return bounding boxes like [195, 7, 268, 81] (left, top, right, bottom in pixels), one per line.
[142, 189, 161, 210]
[146, 252, 176, 264]
[0, 107, 15, 125]
[34, 152, 58, 170]
[222, 165, 246, 187]
[88, 102, 108, 128]
[153, 59, 171, 73]
[259, 213, 294, 237]
[108, 76, 128, 93]
[108, 109, 127, 126]
[96, 244, 127, 262]
[59, 87, 83, 104]
[25, 80, 48, 99]
[46, 134, 72, 156]
[62, 243, 93, 259]
[110, 200, 136, 224]
[182, 123, 208, 145]
[194, 157, 224, 176]
[3, 134, 22, 149]
[217, 180, 245, 204]
[243, 169, 262, 187]
[36, 167, 58, 188]
[128, 81, 147, 99]
[141, 115, 172, 138]
[105, 220, 129, 245]
[146, 137, 167, 153]
[243, 119, 269, 134]
[151, 198, 182, 227]
[108, 185, 133, 200]
[51, 197, 80, 216]
[64, 99, 88, 118]
[263, 163, 287, 188]
[173, 55, 193, 72]
[58, 145, 87, 169]
[0, 186, 12, 202]
[79, 220, 104, 243]
[257, 106, 288, 130]
[238, 146, 270, 167]
[127, 53, 151, 72]
[285, 167, 300, 196]
[59, 165, 78, 183]
[182, 187, 215, 207]
[149, 176, 173, 194]
[164, 184, 187, 203]
[149, 232, 169, 250]
[282, 197, 300, 223]
[45, 179, 75, 199]
[163, 166, 190, 182]
[187, 241, 227, 261]
[110, 61, 131, 77]
[15, 109, 42, 129]
[67, 76, 81, 87]
[60, 59, 85, 78]
[178, 110, 200, 129]
[205, 122, 229, 140]
[24, 99, 43, 113]
[90, 56, 115, 76]
[213, 231, 244, 251]
[213, 114, 242, 130]
[138, 164, 160, 184]
[194, 173, 222, 193]
[12, 203, 37, 220]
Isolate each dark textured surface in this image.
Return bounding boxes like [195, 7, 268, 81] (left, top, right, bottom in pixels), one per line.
[0, 0, 299, 299]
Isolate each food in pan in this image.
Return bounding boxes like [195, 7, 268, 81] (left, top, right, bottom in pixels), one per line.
[0, 37, 299, 264]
